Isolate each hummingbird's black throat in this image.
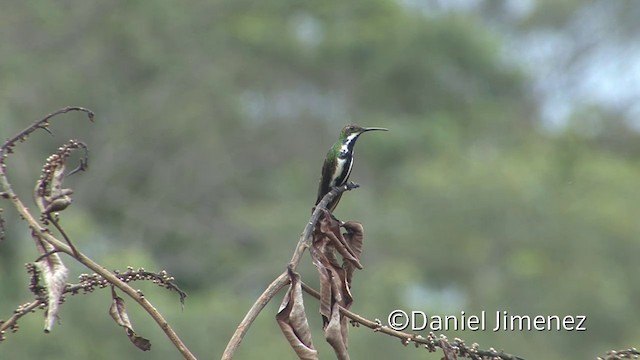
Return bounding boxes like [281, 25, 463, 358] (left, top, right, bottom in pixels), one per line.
[338, 133, 361, 158]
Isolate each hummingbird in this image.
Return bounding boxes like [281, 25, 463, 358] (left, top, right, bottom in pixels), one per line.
[316, 124, 388, 212]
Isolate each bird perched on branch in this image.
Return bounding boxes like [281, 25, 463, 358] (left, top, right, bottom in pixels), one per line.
[316, 124, 388, 212]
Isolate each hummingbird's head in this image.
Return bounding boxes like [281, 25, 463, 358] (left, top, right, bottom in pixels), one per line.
[340, 124, 388, 143]
[336, 124, 388, 156]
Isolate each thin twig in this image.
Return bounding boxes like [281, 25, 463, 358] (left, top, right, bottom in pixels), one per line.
[221, 182, 360, 360]
[0, 300, 44, 339]
[0, 106, 94, 165]
[597, 348, 640, 360]
[47, 214, 79, 257]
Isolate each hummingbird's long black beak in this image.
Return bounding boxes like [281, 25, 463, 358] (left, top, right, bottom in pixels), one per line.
[362, 127, 388, 132]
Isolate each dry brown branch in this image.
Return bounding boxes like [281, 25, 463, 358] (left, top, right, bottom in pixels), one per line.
[221, 182, 360, 360]
[0, 300, 44, 341]
[597, 348, 640, 360]
[300, 283, 524, 360]
[0, 108, 195, 359]
[0, 106, 93, 164]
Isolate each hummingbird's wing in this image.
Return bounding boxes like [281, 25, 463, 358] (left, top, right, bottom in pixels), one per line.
[317, 172, 343, 212]
[316, 157, 333, 205]
[316, 154, 352, 211]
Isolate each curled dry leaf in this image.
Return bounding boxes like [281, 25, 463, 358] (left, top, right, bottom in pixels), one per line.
[319, 211, 362, 269]
[313, 250, 333, 327]
[312, 213, 339, 325]
[109, 289, 152, 351]
[324, 302, 350, 360]
[32, 233, 69, 333]
[276, 268, 318, 360]
[34, 140, 88, 216]
[312, 214, 363, 321]
[310, 212, 365, 360]
[36, 163, 74, 215]
[0, 208, 5, 241]
[341, 221, 364, 286]
[46, 165, 72, 213]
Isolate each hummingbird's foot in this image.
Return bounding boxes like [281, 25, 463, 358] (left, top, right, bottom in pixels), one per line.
[329, 212, 343, 225]
[344, 181, 360, 191]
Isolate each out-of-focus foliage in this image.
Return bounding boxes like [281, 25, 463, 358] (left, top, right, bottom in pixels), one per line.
[1, 1, 639, 359]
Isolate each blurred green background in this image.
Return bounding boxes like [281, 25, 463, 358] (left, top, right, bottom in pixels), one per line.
[1, 1, 640, 359]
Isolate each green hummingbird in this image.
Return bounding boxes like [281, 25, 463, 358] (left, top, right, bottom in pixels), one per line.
[316, 124, 388, 212]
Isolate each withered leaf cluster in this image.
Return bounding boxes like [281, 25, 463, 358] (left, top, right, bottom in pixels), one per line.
[277, 211, 364, 360]
[109, 288, 152, 351]
[276, 269, 317, 359]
